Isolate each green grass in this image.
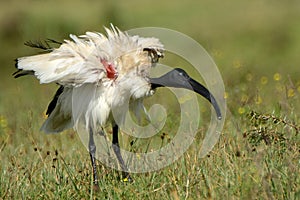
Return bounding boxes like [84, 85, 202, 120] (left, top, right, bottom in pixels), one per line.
[1, 0, 300, 199]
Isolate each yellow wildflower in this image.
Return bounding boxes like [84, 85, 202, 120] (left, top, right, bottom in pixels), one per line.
[273, 73, 281, 81]
[260, 76, 268, 85]
[0, 115, 8, 129]
[287, 88, 295, 97]
[255, 95, 262, 104]
[224, 92, 228, 99]
[238, 107, 246, 114]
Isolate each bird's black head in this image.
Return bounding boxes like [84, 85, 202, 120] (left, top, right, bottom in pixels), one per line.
[150, 68, 222, 120]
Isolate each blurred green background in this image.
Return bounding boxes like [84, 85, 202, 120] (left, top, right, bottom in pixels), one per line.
[1, 0, 300, 97]
[0, 0, 299, 199]
[2, 0, 300, 73]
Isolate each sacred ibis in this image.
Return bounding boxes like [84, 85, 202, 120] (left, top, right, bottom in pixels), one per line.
[14, 25, 222, 185]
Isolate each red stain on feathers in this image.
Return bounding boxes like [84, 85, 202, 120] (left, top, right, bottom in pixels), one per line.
[101, 59, 117, 79]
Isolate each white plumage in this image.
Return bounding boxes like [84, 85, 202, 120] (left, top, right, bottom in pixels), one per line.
[16, 25, 163, 134]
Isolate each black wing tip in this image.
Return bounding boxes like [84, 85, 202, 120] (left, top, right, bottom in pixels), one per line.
[23, 38, 61, 52]
[46, 85, 64, 116]
[46, 38, 62, 45]
[14, 58, 19, 68]
[12, 69, 35, 78]
[13, 58, 21, 78]
[12, 69, 21, 78]
[14, 39, 62, 79]
[24, 40, 51, 51]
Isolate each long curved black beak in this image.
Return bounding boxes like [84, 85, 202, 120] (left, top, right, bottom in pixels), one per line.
[150, 68, 222, 120]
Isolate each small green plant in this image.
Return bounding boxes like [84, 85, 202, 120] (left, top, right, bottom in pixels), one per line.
[243, 110, 299, 149]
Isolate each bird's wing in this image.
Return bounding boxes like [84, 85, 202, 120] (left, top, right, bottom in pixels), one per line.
[15, 33, 109, 86]
[14, 25, 164, 86]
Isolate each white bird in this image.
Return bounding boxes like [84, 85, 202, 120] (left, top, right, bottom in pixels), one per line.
[14, 25, 221, 185]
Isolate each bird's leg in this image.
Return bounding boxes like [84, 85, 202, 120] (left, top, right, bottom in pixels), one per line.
[112, 124, 132, 182]
[89, 127, 99, 186]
